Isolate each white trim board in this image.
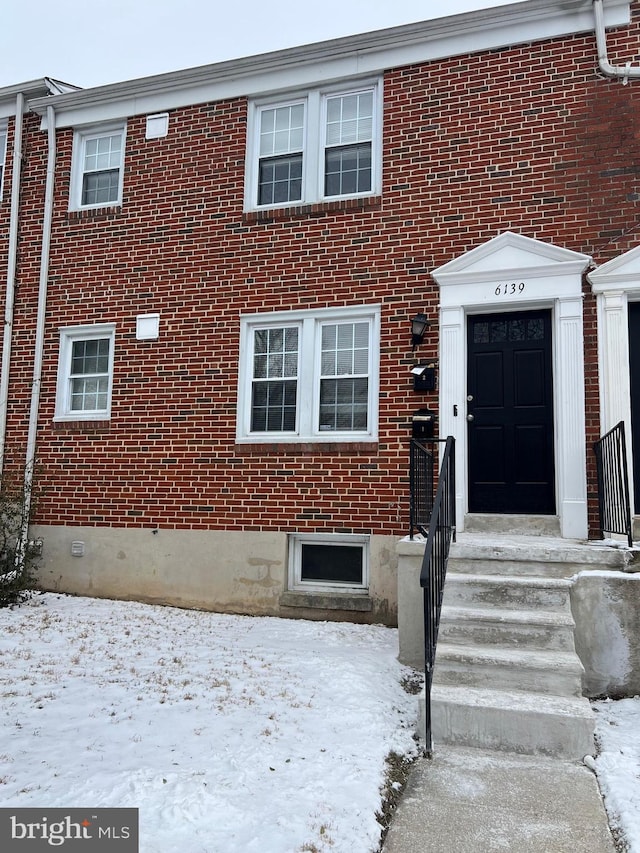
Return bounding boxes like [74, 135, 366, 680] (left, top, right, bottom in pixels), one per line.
[29, 1, 631, 129]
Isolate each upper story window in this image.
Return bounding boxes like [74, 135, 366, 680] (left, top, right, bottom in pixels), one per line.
[237, 304, 380, 443]
[245, 80, 381, 211]
[54, 324, 116, 421]
[70, 124, 126, 211]
[0, 120, 7, 200]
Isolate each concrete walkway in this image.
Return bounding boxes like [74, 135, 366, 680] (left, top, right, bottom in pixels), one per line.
[382, 746, 616, 852]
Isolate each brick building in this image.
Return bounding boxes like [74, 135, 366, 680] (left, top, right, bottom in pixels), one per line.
[1, 0, 639, 626]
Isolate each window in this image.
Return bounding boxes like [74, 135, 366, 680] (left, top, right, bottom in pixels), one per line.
[237, 305, 380, 443]
[257, 103, 304, 206]
[55, 325, 115, 420]
[324, 91, 374, 197]
[245, 81, 381, 210]
[70, 125, 126, 210]
[288, 533, 369, 594]
[0, 120, 7, 199]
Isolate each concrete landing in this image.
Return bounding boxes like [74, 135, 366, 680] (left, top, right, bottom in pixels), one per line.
[382, 746, 616, 853]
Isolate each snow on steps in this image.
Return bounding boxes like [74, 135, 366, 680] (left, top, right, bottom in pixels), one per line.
[418, 533, 604, 759]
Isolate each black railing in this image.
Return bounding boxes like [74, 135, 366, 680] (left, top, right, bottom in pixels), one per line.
[409, 438, 437, 538]
[594, 421, 634, 548]
[419, 436, 456, 756]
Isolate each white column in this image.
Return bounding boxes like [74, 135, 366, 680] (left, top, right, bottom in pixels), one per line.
[597, 289, 634, 515]
[556, 296, 588, 539]
[598, 290, 631, 435]
[439, 306, 466, 530]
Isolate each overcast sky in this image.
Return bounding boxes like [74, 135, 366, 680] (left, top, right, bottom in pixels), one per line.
[1, 0, 525, 90]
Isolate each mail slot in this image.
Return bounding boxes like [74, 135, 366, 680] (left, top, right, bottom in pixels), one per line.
[412, 408, 436, 440]
[412, 364, 436, 392]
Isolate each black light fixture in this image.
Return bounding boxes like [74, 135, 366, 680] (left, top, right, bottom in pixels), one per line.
[411, 313, 430, 350]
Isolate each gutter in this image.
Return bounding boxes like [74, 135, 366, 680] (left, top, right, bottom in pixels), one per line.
[593, 0, 640, 82]
[0, 92, 25, 477]
[28, 1, 630, 126]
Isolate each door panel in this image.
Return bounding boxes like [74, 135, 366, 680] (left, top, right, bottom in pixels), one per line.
[476, 352, 504, 406]
[467, 310, 555, 514]
[514, 351, 544, 406]
[514, 425, 548, 480]
[473, 425, 506, 482]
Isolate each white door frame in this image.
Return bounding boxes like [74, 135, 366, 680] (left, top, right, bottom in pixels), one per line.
[433, 232, 591, 540]
[588, 244, 640, 513]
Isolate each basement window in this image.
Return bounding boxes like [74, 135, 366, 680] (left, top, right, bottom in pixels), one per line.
[288, 533, 369, 594]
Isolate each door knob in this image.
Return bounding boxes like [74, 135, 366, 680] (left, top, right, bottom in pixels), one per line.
[467, 413, 474, 421]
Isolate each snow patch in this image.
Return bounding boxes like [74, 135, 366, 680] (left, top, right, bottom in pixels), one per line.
[0, 593, 419, 853]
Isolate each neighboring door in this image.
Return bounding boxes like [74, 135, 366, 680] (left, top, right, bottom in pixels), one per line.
[467, 309, 555, 514]
[629, 302, 640, 512]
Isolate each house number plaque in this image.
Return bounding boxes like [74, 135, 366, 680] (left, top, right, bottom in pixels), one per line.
[494, 282, 526, 297]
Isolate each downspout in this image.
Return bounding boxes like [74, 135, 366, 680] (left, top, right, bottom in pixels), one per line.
[22, 104, 56, 532]
[593, 0, 640, 83]
[0, 92, 25, 477]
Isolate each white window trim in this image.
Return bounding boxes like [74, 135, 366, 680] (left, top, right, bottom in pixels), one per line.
[54, 324, 116, 421]
[288, 532, 370, 594]
[244, 79, 382, 212]
[0, 119, 7, 200]
[237, 304, 380, 444]
[69, 123, 126, 212]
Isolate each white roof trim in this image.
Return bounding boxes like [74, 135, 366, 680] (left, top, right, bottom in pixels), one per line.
[588, 244, 640, 291]
[28, 0, 631, 129]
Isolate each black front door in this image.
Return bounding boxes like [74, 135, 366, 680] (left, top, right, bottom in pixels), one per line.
[628, 302, 640, 512]
[467, 310, 555, 514]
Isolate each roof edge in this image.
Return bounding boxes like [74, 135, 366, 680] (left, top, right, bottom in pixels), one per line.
[26, 0, 631, 125]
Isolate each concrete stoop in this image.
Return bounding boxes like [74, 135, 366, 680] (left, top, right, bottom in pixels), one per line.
[416, 532, 617, 759]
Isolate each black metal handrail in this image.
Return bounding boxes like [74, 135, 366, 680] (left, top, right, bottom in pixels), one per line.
[594, 421, 633, 548]
[419, 435, 456, 756]
[409, 438, 437, 538]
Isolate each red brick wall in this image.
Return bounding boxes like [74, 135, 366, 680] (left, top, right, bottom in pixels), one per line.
[4, 7, 640, 537]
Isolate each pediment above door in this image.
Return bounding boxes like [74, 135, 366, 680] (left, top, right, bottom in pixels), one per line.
[588, 244, 640, 293]
[433, 231, 591, 296]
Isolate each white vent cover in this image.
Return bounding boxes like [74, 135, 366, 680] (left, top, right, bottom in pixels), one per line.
[136, 313, 160, 340]
[146, 113, 169, 139]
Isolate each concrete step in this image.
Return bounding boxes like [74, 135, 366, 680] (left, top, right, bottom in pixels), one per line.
[449, 534, 632, 577]
[439, 604, 576, 651]
[443, 573, 573, 611]
[424, 684, 595, 759]
[464, 513, 562, 536]
[402, 531, 608, 758]
[433, 643, 584, 696]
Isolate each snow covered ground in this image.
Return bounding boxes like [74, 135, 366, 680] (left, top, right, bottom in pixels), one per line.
[1, 593, 639, 853]
[594, 696, 640, 852]
[0, 594, 419, 853]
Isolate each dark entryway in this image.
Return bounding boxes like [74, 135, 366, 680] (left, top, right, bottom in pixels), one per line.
[628, 302, 640, 512]
[467, 309, 555, 514]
